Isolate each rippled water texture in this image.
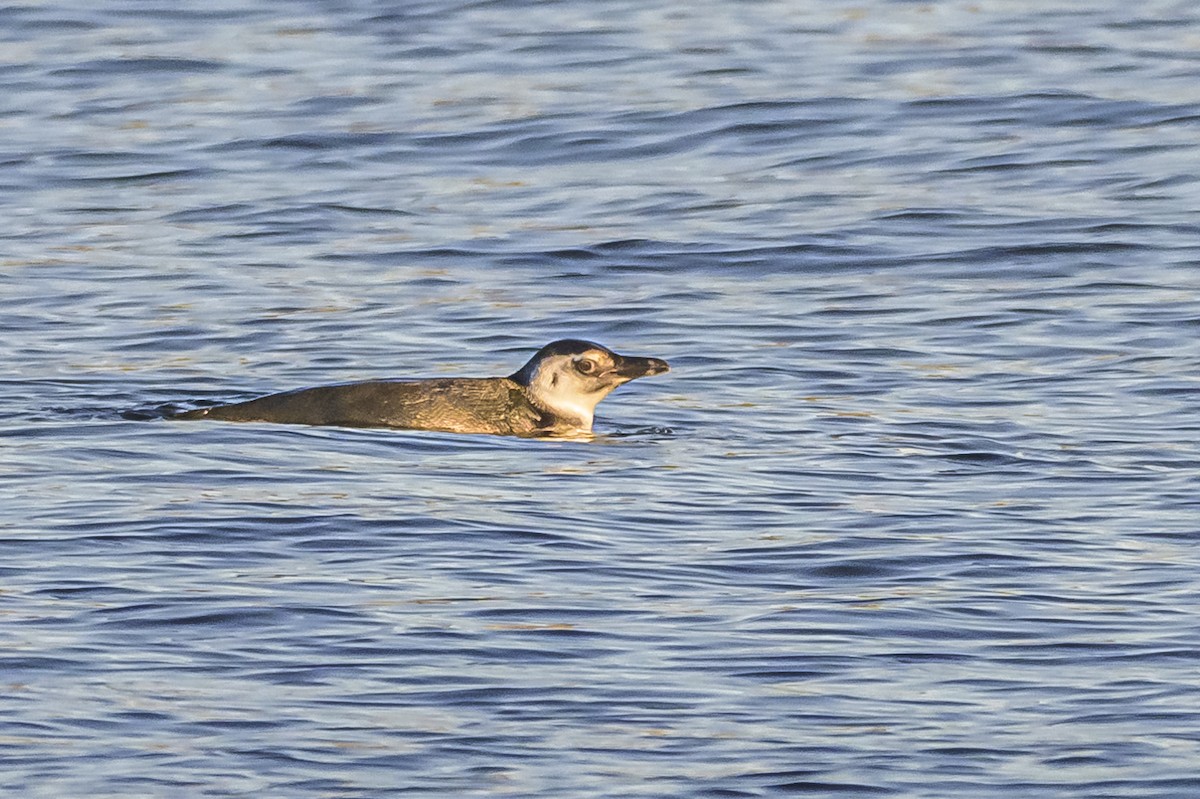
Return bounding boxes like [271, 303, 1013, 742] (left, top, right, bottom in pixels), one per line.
[3, 2, 1200, 797]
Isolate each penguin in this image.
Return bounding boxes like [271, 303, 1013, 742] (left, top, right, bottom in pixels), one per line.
[169, 339, 669, 437]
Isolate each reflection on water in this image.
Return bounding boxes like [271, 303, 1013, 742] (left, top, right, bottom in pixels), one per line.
[3, 1, 1200, 797]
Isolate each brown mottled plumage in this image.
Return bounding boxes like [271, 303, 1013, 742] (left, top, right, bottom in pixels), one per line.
[171, 339, 668, 437]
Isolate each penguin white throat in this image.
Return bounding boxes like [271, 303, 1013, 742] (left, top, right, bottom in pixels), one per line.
[511, 340, 670, 434]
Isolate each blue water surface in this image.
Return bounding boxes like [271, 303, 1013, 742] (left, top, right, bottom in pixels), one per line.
[2, 2, 1199, 797]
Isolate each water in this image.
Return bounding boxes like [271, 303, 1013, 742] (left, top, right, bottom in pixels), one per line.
[3, 1, 1200, 797]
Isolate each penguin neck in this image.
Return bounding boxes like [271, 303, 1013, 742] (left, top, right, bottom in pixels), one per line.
[511, 376, 602, 433]
[519, 387, 593, 432]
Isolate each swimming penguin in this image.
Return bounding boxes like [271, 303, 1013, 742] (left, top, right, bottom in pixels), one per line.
[170, 339, 669, 437]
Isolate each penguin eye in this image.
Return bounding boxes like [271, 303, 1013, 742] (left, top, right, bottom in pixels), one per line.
[575, 358, 597, 375]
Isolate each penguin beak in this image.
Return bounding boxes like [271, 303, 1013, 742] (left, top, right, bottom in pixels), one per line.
[612, 355, 670, 380]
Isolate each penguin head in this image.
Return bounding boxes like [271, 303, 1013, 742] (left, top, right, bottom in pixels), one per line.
[511, 339, 669, 429]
